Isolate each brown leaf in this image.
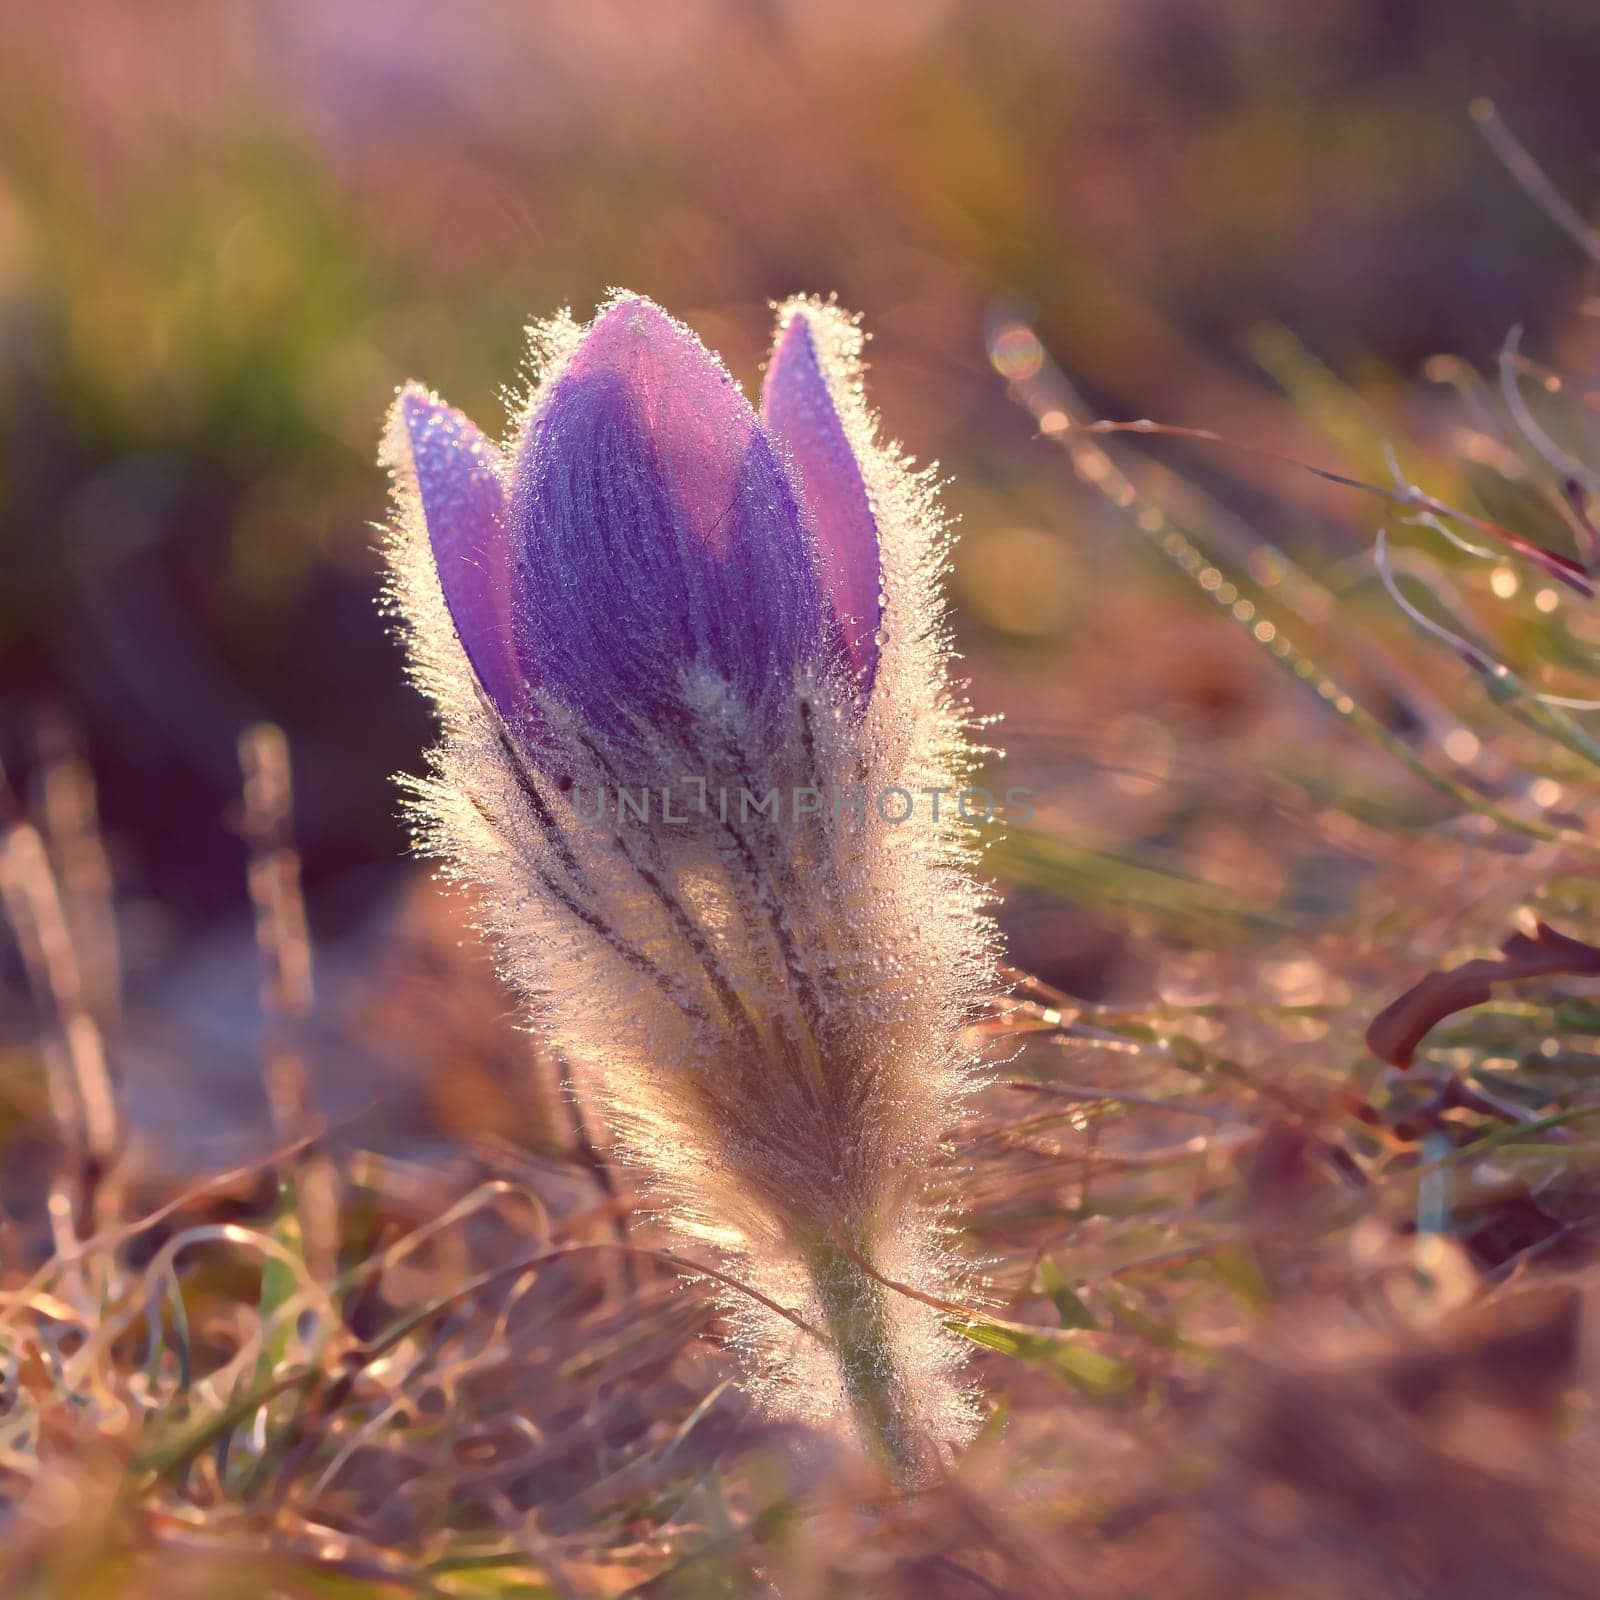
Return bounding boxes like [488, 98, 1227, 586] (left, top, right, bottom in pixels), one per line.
[1366, 921, 1600, 1068]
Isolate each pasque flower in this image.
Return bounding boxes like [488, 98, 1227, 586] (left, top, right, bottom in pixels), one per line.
[382, 293, 997, 1480]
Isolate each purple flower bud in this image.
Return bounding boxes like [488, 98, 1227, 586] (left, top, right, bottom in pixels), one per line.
[762, 310, 883, 691]
[393, 297, 885, 763]
[512, 297, 831, 747]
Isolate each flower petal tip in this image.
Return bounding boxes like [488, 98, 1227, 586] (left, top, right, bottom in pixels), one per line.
[389, 384, 527, 728]
[563, 295, 747, 431]
[762, 307, 882, 695]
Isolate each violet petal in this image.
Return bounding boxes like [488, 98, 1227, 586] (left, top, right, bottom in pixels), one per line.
[762, 312, 881, 692]
[396, 385, 528, 728]
[510, 297, 826, 744]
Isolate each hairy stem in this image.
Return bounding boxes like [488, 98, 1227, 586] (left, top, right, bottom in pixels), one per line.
[804, 1232, 936, 1487]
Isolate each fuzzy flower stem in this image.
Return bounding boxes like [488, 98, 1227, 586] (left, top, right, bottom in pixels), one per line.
[804, 1231, 937, 1487]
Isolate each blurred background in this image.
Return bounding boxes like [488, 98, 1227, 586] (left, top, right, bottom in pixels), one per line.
[7, 7, 1600, 1594]
[1, 0, 1599, 1150]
